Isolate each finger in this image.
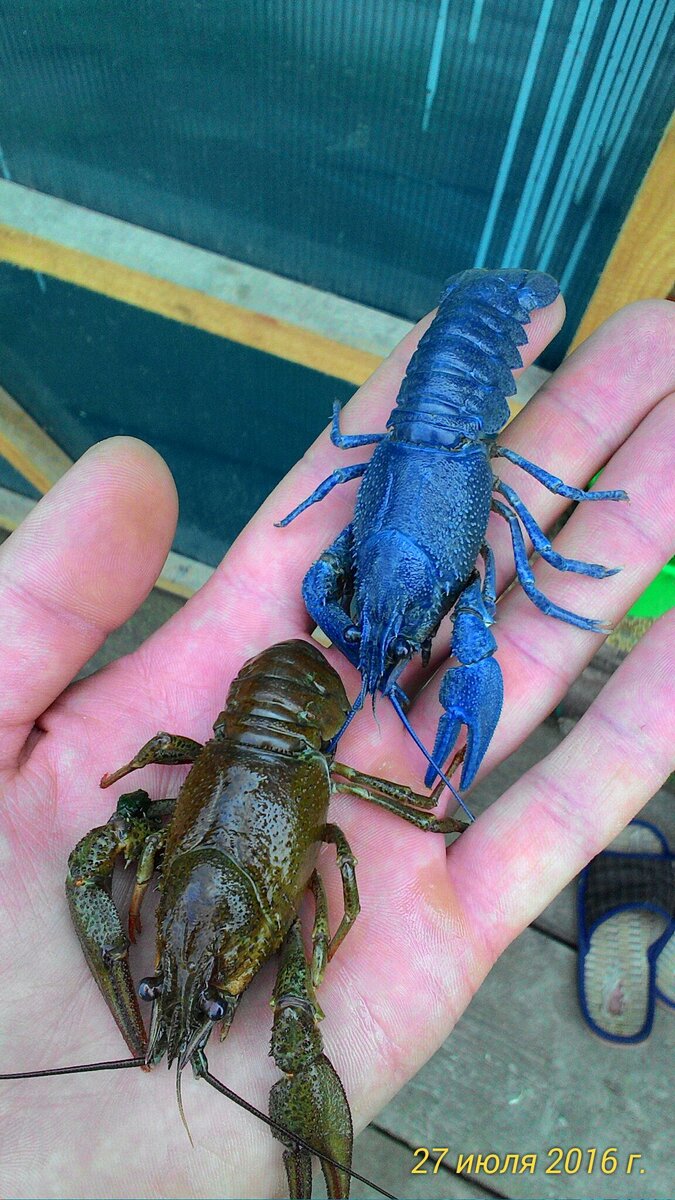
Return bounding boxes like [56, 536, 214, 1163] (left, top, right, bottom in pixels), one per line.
[449, 609, 675, 966]
[0, 437, 177, 770]
[408, 388, 675, 782]
[137, 294, 564, 683]
[488, 299, 675, 594]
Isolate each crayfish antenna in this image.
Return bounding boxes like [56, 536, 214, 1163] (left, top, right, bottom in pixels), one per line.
[326, 675, 368, 755]
[1, 1057, 396, 1197]
[198, 1064, 397, 1200]
[370, 689, 383, 736]
[388, 692, 475, 823]
[176, 1063, 195, 1147]
[0, 1057, 145, 1080]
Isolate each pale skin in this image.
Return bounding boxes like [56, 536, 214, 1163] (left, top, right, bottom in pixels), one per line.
[1, 297, 674, 1199]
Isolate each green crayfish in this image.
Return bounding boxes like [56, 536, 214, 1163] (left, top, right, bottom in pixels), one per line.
[61, 639, 465, 1198]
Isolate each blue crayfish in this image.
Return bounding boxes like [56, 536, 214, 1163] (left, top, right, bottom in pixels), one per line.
[278, 269, 627, 812]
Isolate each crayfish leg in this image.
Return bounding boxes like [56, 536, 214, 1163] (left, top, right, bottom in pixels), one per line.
[269, 921, 353, 1198]
[492, 499, 613, 633]
[100, 732, 202, 788]
[320, 825, 360, 963]
[275, 463, 368, 528]
[331, 765, 467, 834]
[301, 526, 361, 670]
[330, 399, 385, 450]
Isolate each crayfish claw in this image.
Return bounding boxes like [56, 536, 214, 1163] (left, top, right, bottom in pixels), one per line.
[66, 876, 147, 1059]
[65, 790, 167, 1058]
[270, 1055, 352, 1199]
[426, 655, 504, 792]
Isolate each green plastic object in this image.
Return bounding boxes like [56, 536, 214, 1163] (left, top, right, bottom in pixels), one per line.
[590, 471, 673, 621]
[628, 559, 675, 620]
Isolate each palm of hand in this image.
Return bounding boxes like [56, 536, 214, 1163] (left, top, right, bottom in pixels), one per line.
[1, 298, 673, 1200]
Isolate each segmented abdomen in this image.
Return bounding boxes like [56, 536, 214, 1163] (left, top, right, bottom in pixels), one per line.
[218, 639, 350, 753]
[388, 268, 559, 443]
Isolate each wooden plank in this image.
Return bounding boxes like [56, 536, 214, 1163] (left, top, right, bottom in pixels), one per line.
[0, 223, 382, 387]
[0, 180, 553, 396]
[376, 925, 673, 1199]
[513, 364, 549, 407]
[0, 222, 552, 398]
[0, 179, 413, 360]
[0, 382, 214, 599]
[569, 116, 675, 353]
[0, 330, 544, 598]
[155, 553, 213, 600]
[0, 385, 71, 492]
[0, 484, 34, 531]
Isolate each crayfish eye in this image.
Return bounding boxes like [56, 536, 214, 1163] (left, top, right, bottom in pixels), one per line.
[344, 625, 361, 644]
[200, 990, 226, 1022]
[138, 975, 163, 1002]
[391, 635, 412, 660]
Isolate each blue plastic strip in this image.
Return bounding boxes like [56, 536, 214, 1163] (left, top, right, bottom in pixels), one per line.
[421, 0, 451, 133]
[537, 0, 632, 265]
[573, 0, 654, 201]
[569, 0, 640, 204]
[560, 3, 672, 290]
[502, 0, 598, 264]
[474, 0, 556, 267]
[467, 0, 485, 46]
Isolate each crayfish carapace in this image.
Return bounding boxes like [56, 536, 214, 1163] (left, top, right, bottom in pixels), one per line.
[61, 639, 465, 1198]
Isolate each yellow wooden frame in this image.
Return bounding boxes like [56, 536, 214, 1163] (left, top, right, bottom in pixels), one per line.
[570, 115, 674, 353]
[0, 115, 671, 595]
[0, 385, 72, 493]
[0, 223, 381, 387]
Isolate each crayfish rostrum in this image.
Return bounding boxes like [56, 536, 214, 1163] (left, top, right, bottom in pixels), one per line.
[61, 639, 465, 1198]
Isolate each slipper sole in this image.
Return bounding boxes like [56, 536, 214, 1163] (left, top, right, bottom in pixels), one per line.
[578, 821, 674, 1043]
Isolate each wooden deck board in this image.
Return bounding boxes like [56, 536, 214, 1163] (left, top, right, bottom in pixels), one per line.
[374, 925, 673, 1199]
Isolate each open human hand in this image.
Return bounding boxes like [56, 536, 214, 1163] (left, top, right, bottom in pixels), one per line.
[1, 296, 673, 1200]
